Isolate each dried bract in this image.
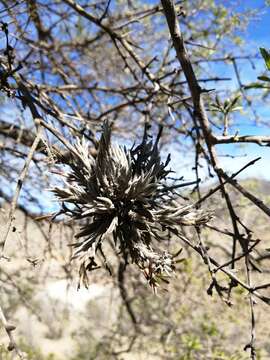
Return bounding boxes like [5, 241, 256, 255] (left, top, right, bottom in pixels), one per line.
[51, 121, 211, 289]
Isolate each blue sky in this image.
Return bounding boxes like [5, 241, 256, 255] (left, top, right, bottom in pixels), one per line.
[233, 0, 270, 43]
[124, 1, 270, 183]
[187, 0, 270, 181]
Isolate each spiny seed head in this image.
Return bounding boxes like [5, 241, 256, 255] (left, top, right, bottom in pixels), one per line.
[51, 121, 211, 289]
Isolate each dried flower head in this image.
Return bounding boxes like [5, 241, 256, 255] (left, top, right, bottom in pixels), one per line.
[51, 121, 211, 289]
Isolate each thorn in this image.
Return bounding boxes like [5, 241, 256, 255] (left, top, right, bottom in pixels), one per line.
[5, 323, 16, 332]
[7, 342, 15, 351]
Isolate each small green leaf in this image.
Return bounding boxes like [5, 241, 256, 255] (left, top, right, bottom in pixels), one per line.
[258, 75, 270, 82]
[260, 47, 270, 70]
[230, 95, 241, 107]
[224, 99, 229, 109]
[244, 82, 270, 89]
[215, 95, 221, 107]
[230, 106, 242, 112]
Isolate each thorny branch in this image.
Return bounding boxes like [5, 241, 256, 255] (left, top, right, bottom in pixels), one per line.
[0, 303, 24, 358]
[160, 1, 270, 358]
